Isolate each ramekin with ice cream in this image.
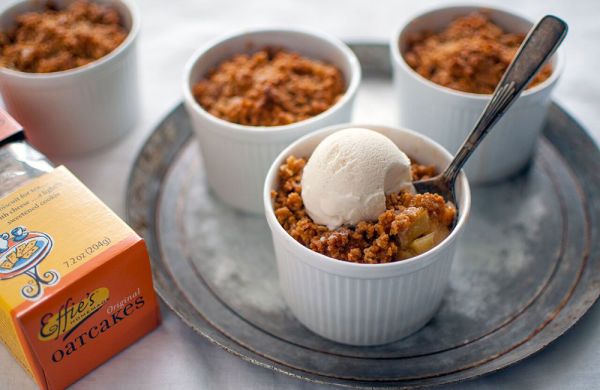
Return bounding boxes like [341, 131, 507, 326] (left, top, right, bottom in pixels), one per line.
[264, 124, 470, 345]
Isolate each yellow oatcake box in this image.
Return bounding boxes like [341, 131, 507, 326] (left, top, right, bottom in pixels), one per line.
[0, 110, 160, 389]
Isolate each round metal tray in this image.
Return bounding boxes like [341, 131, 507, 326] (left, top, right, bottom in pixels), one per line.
[126, 43, 600, 388]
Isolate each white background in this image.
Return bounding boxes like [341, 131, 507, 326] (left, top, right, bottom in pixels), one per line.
[1, 0, 599, 388]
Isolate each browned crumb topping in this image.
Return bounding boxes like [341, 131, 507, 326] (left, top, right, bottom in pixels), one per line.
[403, 11, 552, 94]
[272, 156, 457, 264]
[192, 48, 345, 126]
[0, 1, 127, 73]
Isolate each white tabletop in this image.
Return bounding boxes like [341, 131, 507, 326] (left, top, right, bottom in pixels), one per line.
[2, 0, 600, 388]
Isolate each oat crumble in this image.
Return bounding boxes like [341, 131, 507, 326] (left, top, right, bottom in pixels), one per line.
[272, 156, 456, 264]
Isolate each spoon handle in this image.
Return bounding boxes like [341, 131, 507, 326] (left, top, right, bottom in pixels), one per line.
[441, 15, 568, 184]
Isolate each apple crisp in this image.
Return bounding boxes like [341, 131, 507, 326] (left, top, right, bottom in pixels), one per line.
[272, 156, 456, 264]
[192, 48, 345, 126]
[403, 11, 552, 94]
[0, 1, 127, 73]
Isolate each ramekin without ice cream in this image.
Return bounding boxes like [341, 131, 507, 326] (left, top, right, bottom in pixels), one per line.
[0, 0, 141, 157]
[390, 6, 564, 183]
[183, 27, 361, 214]
[264, 124, 471, 346]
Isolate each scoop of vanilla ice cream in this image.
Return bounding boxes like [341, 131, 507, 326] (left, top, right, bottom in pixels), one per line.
[301, 128, 414, 229]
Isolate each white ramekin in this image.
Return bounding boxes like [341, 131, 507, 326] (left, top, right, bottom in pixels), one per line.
[264, 124, 471, 346]
[183, 28, 361, 214]
[0, 0, 140, 157]
[390, 6, 563, 184]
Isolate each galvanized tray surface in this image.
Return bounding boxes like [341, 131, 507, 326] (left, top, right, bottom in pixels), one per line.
[126, 43, 600, 388]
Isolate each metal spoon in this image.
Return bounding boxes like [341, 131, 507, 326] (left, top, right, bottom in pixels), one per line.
[413, 15, 568, 207]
